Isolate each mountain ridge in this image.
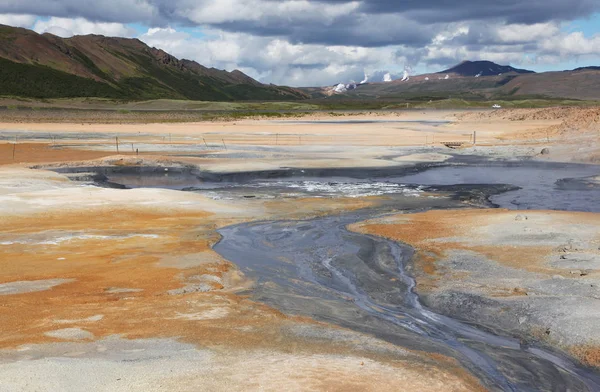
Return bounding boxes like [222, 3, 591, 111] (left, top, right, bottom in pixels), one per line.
[0, 24, 308, 101]
[2, 24, 600, 102]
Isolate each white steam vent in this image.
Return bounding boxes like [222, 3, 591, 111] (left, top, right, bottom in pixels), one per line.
[333, 83, 347, 93]
[383, 73, 393, 82]
[359, 71, 369, 84]
[401, 69, 410, 82]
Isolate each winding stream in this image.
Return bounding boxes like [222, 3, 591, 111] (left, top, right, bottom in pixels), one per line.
[214, 212, 600, 391]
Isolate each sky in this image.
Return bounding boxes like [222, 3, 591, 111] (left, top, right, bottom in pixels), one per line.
[1, 1, 600, 86]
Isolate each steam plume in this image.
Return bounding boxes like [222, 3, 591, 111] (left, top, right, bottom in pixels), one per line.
[359, 71, 369, 84]
[333, 83, 347, 93]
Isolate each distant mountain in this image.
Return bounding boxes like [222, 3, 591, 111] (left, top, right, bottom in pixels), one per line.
[312, 61, 600, 101]
[439, 60, 535, 77]
[0, 24, 308, 101]
[571, 66, 600, 71]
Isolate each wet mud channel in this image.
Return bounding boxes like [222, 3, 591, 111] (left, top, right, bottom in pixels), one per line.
[215, 213, 600, 391]
[55, 158, 600, 391]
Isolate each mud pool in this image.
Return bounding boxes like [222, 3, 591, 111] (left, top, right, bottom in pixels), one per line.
[394, 162, 600, 212]
[55, 159, 600, 211]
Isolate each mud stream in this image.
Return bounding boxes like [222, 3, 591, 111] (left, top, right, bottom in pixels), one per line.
[57, 159, 600, 390]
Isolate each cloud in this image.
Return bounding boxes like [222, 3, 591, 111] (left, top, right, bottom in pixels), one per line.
[3, 0, 599, 46]
[539, 31, 600, 57]
[139, 26, 402, 86]
[0, 13, 36, 27]
[32, 17, 136, 38]
[355, 0, 600, 24]
[0, 1, 157, 24]
[1, 1, 600, 85]
[138, 16, 600, 86]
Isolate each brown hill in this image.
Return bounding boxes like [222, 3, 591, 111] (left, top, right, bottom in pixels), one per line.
[498, 69, 600, 100]
[0, 24, 308, 101]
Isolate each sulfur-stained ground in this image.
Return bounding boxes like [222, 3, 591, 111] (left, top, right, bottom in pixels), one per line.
[350, 209, 600, 367]
[0, 165, 483, 391]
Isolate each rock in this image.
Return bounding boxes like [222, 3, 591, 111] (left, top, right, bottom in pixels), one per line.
[570, 270, 582, 275]
[541, 148, 550, 155]
[168, 283, 212, 295]
[556, 239, 584, 253]
[512, 287, 528, 296]
[515, 214, 528, 221]
[45, 328, 94, 340]
[568, 239, 585, 251]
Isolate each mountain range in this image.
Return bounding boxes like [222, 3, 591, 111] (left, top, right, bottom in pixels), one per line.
[1, 24, 599, 102]
[0, 24, 307, 101]
[319, 61, 600, 101]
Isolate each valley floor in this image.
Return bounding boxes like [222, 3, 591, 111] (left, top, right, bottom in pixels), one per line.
[0, 107, 599, 390]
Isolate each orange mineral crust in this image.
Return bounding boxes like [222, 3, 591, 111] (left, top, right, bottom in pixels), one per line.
[0, 182, 483, 390]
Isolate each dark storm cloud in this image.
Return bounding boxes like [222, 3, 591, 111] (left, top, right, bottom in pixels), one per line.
[1, 0, 599, 47]
[0, 0, 160, 23]
[214, 13, 434, 47]
[351, 0, 600, 24]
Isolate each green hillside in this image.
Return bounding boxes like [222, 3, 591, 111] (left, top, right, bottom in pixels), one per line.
[0, 25, 308, 101]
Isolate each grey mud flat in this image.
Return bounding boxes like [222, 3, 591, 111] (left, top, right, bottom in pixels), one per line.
[52, 158, 600, 390]
[208, 160, 600, 391]
[214, 207, 600, 392]
[51, 156, 600, 211]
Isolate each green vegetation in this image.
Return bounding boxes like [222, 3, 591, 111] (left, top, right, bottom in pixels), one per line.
[0, 103, 313, 123]
[0, 97, 321, 112]
[0, 53, 306, 101]
[0, 57, 121, 99]
[70, 47, 115, 83]
[0, 94, 598, 121]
